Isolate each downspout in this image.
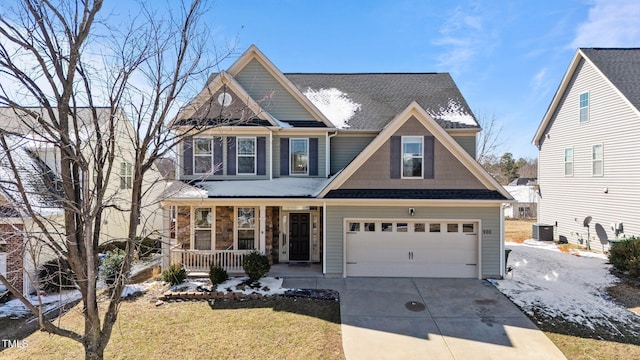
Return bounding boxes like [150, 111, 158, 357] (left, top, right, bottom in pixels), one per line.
[500, 205, 505, 279]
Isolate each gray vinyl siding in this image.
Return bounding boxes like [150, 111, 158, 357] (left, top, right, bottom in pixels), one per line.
[235, 59, 316, 122]
[538, 59, 640, 252]
[273, 135, 327, 178]
[452, 135, 476, 158]
[330, 135, 375, 174]
[325, 205, 502, 278]
[179, 135, 271, 181]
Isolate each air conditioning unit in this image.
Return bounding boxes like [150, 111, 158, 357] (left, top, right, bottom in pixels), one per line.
[532, 224, 553, 241]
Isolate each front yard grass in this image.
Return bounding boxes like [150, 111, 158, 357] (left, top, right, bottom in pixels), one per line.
[505, 219, 640, 360]
[1, 293, 344, 359]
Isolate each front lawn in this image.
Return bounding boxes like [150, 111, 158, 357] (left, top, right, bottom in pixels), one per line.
[1, 290, 344, 359]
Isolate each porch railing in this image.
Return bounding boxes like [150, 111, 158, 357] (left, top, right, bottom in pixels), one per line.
[170, 249, 254, 273]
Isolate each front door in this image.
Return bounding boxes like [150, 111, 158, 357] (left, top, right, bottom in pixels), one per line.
[289, 213, 310, 261]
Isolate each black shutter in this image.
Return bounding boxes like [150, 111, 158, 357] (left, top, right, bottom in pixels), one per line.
[257, 137, 266, 175]
[309, 138, 318, 176]
[280, 137, 289, 175]
[213, 137, 223, 175]
[424, 136, 434, 179]
[227, 136, 236, 175]
[390, 136, 401, 179]
[183, 136, 193, 176]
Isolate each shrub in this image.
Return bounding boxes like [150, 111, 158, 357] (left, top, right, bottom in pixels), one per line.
[138, 237, 160, 258]
[161, 264, 187, 285]
[209, 263, 229, 285]
[609, 236, 640, 275]
[38, 258, 76, 293]
[242, 251, 270, 282]
[100, 249, 127, 288]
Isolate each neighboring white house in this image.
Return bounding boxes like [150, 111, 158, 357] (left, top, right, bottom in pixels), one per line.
[0, 107, 166, 295]
[533, 48, 640, 252]
[503, 185, 539, 219]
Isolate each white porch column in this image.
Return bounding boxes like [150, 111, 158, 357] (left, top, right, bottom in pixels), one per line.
[161, 206, 172, 270]
[259, 205, 266, 254]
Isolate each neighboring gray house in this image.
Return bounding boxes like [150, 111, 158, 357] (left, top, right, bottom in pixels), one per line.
[161, 45, 512, 279]
[533, 48, 640, 251]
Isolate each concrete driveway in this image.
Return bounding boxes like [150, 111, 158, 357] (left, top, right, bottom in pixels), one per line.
[283, 277, 565, 360]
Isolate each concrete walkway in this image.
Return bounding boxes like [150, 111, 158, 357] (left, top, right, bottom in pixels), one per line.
[283, 277, 566, 360]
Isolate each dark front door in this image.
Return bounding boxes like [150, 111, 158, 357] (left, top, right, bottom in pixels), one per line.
[289, 213, 310, 261]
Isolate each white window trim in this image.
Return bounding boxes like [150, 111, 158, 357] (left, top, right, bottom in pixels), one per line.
[235, 206, 257, 250]
[193, 138, 214, 175]
[236, 137, 257, 175]
[120, 162, 132, 189]
[289, 138, 309, 176]
[401, 136, 424, 179]
[564, 147, 574, 177]
[579, 91, 589, 123]
[592, 143, 604, 177]
[192, 207, 214, 250]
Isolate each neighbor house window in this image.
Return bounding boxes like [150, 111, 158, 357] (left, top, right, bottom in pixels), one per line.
[290, 138, 309, 175]
[402, 136, 423, 178]
[592, 144, 603, 176]
[194, 208, 212, 250]
[564, 147, 573, 176]
[194, 138, 213, 174]
[120, 162, 132, 189]
[237, 207, 256, 250]
[579, 92, 589, 123]
[237, 137, 256, 175]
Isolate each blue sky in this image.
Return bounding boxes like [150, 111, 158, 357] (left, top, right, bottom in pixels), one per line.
[197, 0, 640, 159]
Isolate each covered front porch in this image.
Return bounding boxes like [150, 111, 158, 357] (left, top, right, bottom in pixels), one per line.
[163, 202, 324, 274]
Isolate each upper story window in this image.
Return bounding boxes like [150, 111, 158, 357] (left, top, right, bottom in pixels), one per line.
[194, 138, 213, 174]
[237, 137, 256, 175]
[564, 147, 573, 176]
[592, 144, 603, 176]
[120, 162, 132, 189]
[579, 92, 589, 123]
[402, 136, 423, 178]
[290, 138, 309, 175]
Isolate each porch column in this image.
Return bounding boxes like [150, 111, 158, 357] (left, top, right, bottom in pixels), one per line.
[259, 205, 266, 254]
[161, 206, 171, 270]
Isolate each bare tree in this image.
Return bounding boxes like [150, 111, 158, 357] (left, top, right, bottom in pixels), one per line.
[0, 1, 230, 359]
[476, 112, 504, 166]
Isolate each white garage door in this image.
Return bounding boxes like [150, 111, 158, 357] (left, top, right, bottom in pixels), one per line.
[345, 220, 479, 278]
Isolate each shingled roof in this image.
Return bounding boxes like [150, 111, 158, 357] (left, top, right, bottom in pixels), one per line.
[581, 48, 640, 112]
[285, 73, 479, 131]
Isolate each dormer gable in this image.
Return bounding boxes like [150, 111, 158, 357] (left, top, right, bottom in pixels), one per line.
[319, 101, 511, 199]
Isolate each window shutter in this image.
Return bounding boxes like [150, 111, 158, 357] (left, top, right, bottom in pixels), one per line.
[280, 137, 289, 175]
[183, 136, 193, 176]
[213, 137, 223, 175]
[390, 136, 401, 179]
[424, 136, 434, 179]
[257, 137, 266, 175]
[309, 138, 318, 176]
[227, 136, 236, 175]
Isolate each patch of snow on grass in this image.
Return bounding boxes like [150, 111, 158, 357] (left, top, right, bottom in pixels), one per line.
[215, 277, 287, 296]
[493, 244, 640, 336]
[303, 87, 360, 129]
[0, 290, 81, 319]
[428, 99, 477, 126]
[121, 284, 147, 298]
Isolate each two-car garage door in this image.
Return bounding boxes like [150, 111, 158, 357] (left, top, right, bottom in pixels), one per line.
[345, 219, 479, 278]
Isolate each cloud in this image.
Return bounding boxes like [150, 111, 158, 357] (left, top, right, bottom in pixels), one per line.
[571, 0, 640, 48]
[432, 3, 500, 74]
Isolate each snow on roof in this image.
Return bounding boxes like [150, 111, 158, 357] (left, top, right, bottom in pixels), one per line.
[195, 177, 333, 198]
[492, 242, 640, 336]
[157, 181, 208, 201]
[504, 185, 539, 204]
[427, 99, 477, 126]
[303, 87, 360, 129]
[0, 136, 63, 217]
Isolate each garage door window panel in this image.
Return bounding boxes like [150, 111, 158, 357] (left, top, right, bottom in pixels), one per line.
[348, 222, 360, 232]
[382, 223, 393, 232]
[447, 224, 459, 232]
[364, 223, 376, 232]
[397, 223, 408, 232]
[430, 224, 441, 232]
[463, 224, 474, 232]
[414, 223, 425, 232]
